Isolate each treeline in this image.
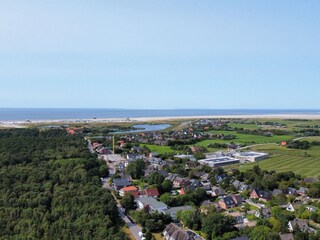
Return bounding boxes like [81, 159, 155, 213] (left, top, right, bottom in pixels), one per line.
[0, 129, 125, 240]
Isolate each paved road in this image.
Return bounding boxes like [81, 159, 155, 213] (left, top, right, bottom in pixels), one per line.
[236, 143, 277, 151]
[102, 179, 142, 240]
[245, 199, 265, 209]
[117, 203, 142, 240]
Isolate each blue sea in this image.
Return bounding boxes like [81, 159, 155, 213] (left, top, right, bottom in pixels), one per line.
[0, 108, 319, 121]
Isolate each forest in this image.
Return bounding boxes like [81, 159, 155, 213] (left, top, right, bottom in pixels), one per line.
[0, 129, 125, 240]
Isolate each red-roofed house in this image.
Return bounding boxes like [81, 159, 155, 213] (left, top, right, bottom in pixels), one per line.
[144, 188, 160, 198]
[179, 188, 186, 195]
[119, 186, 139, 197]
[281, 142, 287, 146]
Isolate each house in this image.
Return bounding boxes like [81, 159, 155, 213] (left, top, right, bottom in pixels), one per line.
[173, 177, 189, 188]
[286, 203, 296, 212]
[219, 196, 237, 210]
[136, 196, 168, 213]
[287, 187, 298, 196]
[306, 206, 317, 212]
[179, 188, 186, 195]
[166, 174, 179, 182]
[149, 152, 159, 158]
[144, 188, 160, 198]
[113, 178, 131, 190]
[255, 208, 272, 218]
[163, 206, 193, 219]
[239, 183, 250, 192]
[232, 180, 242, 190]
[280, 142, 287, 146]
[163, 223, 198, 240]
[279, 233, 294, 240]
[211, 186, 225, 197]
[225, 211, 244, 224]
[297, 187, 309, 196]
[272, 189, 283, 196]
[288, 219, 308, 232]
[200, 173, 210, 182]
[250, 189, 271, 202]
[119, 186, 139, 197]
[185, 161, 198, 170]
[174, 154, 196, 162]
[96, 147, 112, 154]
[157, 170, 169, 178]
[149, 157, 163, 167]
[126, 154, 144, 161]
[131, 146, 142, 153]
[92, 142, 103, 149]
[144, 165, 158, 177]
[232, 194, 243, 205]
[187, 179, 202, 191]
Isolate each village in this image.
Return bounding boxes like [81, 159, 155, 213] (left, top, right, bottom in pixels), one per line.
[80, 118, 320, 240]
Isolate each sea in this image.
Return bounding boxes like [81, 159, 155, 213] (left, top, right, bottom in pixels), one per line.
[0, 108, 319, 122]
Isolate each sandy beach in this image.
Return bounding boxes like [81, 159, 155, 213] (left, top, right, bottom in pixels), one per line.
[1, 114, 320, 128]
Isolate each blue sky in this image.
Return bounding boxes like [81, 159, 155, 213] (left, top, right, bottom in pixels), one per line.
[0, 0, 319, 109]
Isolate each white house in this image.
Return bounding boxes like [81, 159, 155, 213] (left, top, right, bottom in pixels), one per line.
[136, 196, 168, 213]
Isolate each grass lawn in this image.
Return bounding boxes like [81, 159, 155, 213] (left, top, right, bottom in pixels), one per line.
[139, 144, 176, 154]
[153, 233, 163, 240]
[195, 131, 293, 151]
[121, 226, 135, 240]
[228, 123, 260, 130]
[238, 145, 320, 177]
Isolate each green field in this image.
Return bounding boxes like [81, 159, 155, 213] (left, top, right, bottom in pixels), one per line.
[228, 123, 261, 130]
[238, 145, 320, 177]
[194, 131, 293, 151]
[139, 144, 176, 154]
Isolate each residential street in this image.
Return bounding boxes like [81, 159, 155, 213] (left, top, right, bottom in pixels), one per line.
[102, 179, 142, 240]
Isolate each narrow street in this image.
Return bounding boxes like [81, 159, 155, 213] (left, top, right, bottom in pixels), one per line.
[102, 179, 142, 240]
[87, 138, 142, 240]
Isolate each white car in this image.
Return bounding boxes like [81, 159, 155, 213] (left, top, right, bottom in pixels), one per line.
[138, 232, 143, 237]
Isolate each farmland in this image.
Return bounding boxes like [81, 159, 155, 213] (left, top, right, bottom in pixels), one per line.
[238, 144, 320, 177]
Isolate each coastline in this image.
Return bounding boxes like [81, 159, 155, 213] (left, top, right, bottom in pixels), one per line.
[1, 114, 320, 128]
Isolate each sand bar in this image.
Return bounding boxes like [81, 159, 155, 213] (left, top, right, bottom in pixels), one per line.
[1, 114, 320, 128]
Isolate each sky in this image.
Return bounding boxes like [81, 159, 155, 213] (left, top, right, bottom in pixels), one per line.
[0, 0, 319, 109]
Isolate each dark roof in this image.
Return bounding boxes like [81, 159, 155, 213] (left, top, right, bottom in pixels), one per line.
[113, 178, 130, 187]
[221, 196, 236, 208]
[289, 219, 308, 231]
[253, 189, 271, 200]
[272, 189, 283, 195]
[164, 223, 195, 240]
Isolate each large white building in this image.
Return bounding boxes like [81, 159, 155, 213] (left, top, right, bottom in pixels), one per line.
[234, 151, 269, 163]
[198, 157, 240, 168]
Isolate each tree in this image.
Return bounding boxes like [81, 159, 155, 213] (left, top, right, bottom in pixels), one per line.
[145, 230, 153, 240]
[161, 180, 173, 193]
[176, 209, 200, 230]
[201, 213, 236, 239]
[148, 172, 165, 186]
[126, 159, 146, 179]
[250, 226, 273, 240]
[121, 193, 135, 210]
